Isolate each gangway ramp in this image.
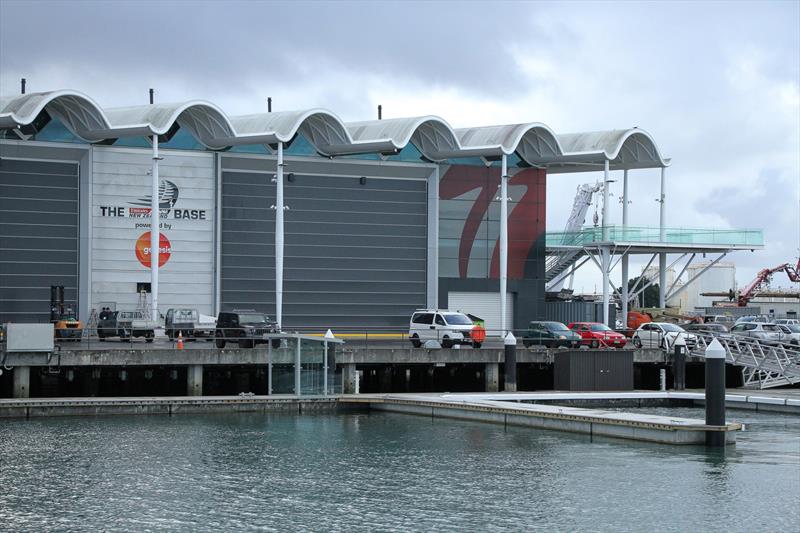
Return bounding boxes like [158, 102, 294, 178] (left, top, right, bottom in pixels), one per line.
[689, 333, 800, 389]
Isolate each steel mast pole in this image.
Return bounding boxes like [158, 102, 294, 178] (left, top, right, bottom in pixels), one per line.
[601, 159, 610, 326]
[621, 169, 629, 328]
[602, 159, 610, 241]
[150, 134, 160, 320]
[659, 166, 667, 308]
[275, 141, 285, 331]
[499, 153, 509, 336]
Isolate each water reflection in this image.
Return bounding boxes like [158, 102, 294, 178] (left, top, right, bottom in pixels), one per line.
[0, 410, 797, 532]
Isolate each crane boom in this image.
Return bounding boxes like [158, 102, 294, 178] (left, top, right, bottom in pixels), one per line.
[737, 259, 800, 306]
[547, 182, 602, 292]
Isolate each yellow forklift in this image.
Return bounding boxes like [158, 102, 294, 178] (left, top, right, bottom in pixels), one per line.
[50, 285, 83, 341]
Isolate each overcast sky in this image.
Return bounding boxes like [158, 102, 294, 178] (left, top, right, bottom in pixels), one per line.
[1, 0, 798, 292]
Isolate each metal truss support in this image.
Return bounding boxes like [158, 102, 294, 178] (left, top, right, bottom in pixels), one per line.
[549, 255, 591, 290]
[628, 253, 686, 305]
[666, 252, 729, 301]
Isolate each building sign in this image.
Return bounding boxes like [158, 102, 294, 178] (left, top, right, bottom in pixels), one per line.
[91, 147, 216, 314]
[135, 232, 172, 268]
[98, 179, 207, 232]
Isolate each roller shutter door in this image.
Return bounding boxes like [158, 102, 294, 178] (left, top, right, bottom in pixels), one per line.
[221, 171, 427, 329]
[447, 291, 514, 336]
[0, 159, 79, 323]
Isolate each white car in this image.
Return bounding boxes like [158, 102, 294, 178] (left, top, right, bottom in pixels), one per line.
[409, 309, 480, 348]
[774, 318, 799, 326]
[633, 322, 697, 350]
[776, 324, 800, 346]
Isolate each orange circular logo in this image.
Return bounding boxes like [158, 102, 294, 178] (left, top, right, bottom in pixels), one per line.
[135, 232, 171, 268]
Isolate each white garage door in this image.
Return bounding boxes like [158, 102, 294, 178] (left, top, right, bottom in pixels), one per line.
[448, 291, 514, 337]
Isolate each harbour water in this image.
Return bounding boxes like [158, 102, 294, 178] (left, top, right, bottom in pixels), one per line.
[1, 408, 798, 532]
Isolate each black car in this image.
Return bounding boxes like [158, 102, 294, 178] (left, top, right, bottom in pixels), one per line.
[523, 321, 582, 348]
[215, 311, 279, 349]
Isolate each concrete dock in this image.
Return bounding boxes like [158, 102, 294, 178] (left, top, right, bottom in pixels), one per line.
[363, 393, 742, 445]
[7, 389, 792, 445]
[0, 344, 683, 398]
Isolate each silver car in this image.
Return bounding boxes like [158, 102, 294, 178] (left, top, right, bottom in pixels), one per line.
[728, 322, 784, 344]
[776, 324, 800, 346]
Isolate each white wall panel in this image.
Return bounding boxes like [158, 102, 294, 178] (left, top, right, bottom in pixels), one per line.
[91, 146, 215, 316]
[448, 291, 514, 336]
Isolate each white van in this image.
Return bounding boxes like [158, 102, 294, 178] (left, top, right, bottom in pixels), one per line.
[409, 309, 480, 348]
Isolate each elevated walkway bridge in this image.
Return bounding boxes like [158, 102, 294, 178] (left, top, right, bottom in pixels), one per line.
[545, 226, 765, 327]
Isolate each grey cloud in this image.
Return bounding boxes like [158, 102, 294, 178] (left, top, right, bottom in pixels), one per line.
[0, 0, 547, 101]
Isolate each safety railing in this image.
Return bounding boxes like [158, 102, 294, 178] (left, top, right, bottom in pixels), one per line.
[0, 325, 639, 353]
[546, 226, 764, 247]
[686, 331, 800, 389]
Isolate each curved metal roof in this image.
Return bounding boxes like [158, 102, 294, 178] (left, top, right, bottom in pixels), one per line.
[226, 109, 352, 154]
[551, 129, 669, 171]
[0, 89, 111, 141]
[340, 116, 460, 160]
[454, 123, 564, 165]
[0, 89, 670, 170]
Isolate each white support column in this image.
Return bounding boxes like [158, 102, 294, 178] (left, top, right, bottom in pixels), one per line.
[601, 247, 611, 326]
[602, 159, 610, 241]
[150, 135, 160, 320]
[622, 169, 629, 228]
[659, 166, 666, 241]
[621, 255, 629, 327]
[658, 166, 667, 308]
[659, 252, 667, 308]
[621, 168, 629, 326]
[499, 154, 509, 335]
[294, 337, 301, 395]
[275, 142, 285, 331]
[426, 166, 439, 309]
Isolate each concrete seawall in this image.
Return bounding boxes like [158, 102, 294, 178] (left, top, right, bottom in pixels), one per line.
[0, 395, 347, 419]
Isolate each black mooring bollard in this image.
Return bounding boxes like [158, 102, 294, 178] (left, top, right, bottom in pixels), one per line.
[704, 338, 727, 446]
[674, 335, 686, 391]
[504, 332, 517, 392]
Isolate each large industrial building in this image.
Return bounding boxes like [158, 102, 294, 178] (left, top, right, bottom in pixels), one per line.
[4, 89, 751, 333]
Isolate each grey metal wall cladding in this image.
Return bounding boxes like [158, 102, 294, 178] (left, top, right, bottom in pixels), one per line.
[554, 351, 633, 391]
[544, 301, 617, 327]
[0, 158, 79, 323]
[221, 169, 428, 329]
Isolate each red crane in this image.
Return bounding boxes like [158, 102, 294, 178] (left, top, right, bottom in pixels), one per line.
[737, 259, 800, 306]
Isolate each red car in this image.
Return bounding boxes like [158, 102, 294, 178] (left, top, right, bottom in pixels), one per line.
[568, 322, 628, 349]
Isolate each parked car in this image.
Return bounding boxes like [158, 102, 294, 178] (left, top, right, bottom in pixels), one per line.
[165, 308, 215, 341]
[215, 310, 279, 349]
[568, 322, 627, 349]
[734, 315, 770, 324]
[523, 321, 582, 349]
[701, 315, 735, 330]
[98, 310, 156, 342]
[632, 322, 696, 350]
[774, 318, 799, 326]
[683, 323, 729, 336]
[776, 324, 800, 346]
[409, 309, 481, 348]
[727, 322, 784, 345]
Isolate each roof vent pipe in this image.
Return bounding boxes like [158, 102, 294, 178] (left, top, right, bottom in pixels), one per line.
[378, 105, 382, 120]
[20, 78, 26, 94]
[268, 97, 272, 113]
[149, 88, 154, 105]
